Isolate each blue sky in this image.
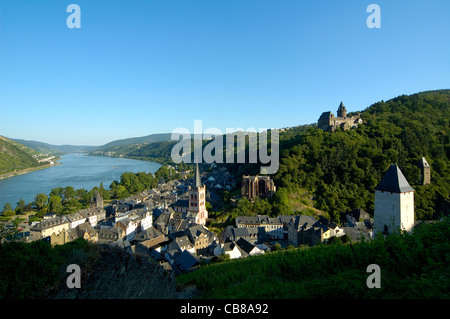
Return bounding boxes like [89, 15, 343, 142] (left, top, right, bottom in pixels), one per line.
[0, 0, 449, 146]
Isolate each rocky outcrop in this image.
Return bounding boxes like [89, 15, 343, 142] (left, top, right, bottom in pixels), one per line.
[48, 245, 176, 299]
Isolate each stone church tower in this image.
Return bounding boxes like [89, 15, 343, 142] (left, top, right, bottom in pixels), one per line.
[186, 163, 208, 225]
[374, 165, 415, 236]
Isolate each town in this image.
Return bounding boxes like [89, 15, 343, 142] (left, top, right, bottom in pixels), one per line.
[5, 152, 423, 276]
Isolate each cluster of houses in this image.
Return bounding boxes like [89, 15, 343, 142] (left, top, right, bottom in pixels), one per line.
[26, 164, 241, 274]
[223, 211, 372, 252]
[26, 161, 418, 276]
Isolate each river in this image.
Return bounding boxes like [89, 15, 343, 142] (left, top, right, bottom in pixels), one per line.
[0, 154, 161, 210]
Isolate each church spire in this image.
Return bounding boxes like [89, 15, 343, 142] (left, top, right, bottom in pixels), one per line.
[194, 162, 202, 188]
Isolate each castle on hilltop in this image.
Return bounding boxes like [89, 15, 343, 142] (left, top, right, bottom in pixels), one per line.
[318, 102, 363, 132]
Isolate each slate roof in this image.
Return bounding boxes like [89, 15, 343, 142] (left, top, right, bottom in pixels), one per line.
[236, 238, 257, 254]
[172, 199, 189, 208]
[289, 215, 318, 230]
[174, 250, 200, 272]
[31, 216, 69, 231]
[134, 226, 164, 241]
[375, 164, 415, 193]
[347, 208, 370, 221]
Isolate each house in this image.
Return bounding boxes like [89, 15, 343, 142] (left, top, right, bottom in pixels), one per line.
[42, 212, 57, 220]
[236, 216, 262, 228]
[235, 215, 283, 239]
[287, 215, 318, 247]
[66, 212, 85, 229]
[133, 226, 167, 249]
[63, 222, 98, 244]
[265, 218, 284, 239]
[222, 226, 266, 243]
[78, 207, 106, 227]
[166, 235, 195, 254]
[278, 215, 297, 238]
[116, 217, 138, 241]
[346, 208, 371, 227]
[184, 224, 217, 255]
[236, 238, 264, 256]
[247, 227, 267, 242]
[213, 242, 245, 259]
[168, 218, 190, 233]
[30, 216, 69, 239]
[154, 211, 172, 234]
[173, 250, 200, 273]
[97, 226, 125, 245]
[131, 209, 153, 231]
[316, 217, 344, 237]
[171, 199, 189, 216]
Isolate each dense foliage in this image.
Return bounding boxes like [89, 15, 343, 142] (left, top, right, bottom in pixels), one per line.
[0, 238, 98, 299]
[272, 90, 449, 222]
[177, 217, 450, 299]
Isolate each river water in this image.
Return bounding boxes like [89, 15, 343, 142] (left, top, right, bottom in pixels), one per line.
[0, 154, 161, 210]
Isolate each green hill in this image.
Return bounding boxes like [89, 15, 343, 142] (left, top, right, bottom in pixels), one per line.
[177, 217, 450, 299]
[220, 89, 449, 222]
[89, 133, 176, 164]
[0, 136, 44, 175]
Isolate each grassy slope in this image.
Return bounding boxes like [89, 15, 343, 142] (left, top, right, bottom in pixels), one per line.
[177, 218, 450, 299]
[0, 136, 42, 175]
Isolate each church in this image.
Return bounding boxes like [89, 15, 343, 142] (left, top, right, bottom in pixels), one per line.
[185, 163, 208, 226]
[373, 164, 415, 235]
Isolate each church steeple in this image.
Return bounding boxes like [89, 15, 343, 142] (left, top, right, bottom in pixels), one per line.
[194, 162, 202, 188]
[187, 162, 208, 225]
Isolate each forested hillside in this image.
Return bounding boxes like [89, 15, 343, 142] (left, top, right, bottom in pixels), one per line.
[272, 90, 449, 222]
[218, 90, 449, 223]
[0, 136, 43, 175]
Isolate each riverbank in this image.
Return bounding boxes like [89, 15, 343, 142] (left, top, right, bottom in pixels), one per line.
[0, 162, 62, 180]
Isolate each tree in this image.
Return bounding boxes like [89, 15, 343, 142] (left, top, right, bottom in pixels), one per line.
[48, 195, 63, 214]
[15, 199, 26, 215]
[50, 187, 64, 198]
[272, 188, 292, 215]
[62, 186, 75, 203]
[34, 193, 48, 212]
[2, 202, 13, 215]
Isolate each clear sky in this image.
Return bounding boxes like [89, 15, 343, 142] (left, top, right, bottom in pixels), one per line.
[0, 0, 449, 146]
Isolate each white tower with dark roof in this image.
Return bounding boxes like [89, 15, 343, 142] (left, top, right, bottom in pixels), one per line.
[374, 165, 415, 235]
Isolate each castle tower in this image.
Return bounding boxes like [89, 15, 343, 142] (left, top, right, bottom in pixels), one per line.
[187, 163, 208, 225]
[90, 190, 103, 209]
[337, 102, 347, 118]
[374, 165, 415, 236]
[419, 157, 431, 185]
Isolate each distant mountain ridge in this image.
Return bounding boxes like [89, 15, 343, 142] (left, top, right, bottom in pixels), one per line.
[11, 138, 97, 155]
[97, 133, 173, 149]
